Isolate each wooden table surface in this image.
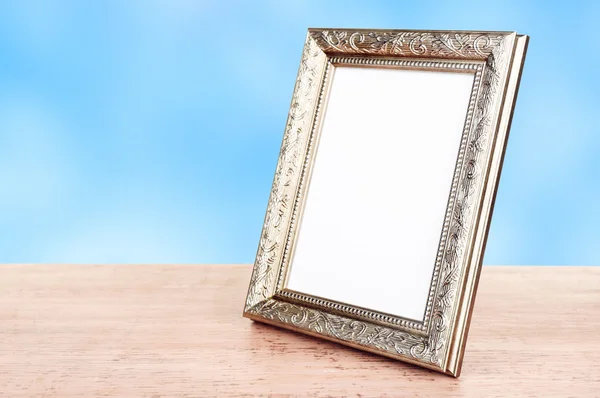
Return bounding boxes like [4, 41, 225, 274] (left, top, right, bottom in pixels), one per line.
[0, 265, 598, 397]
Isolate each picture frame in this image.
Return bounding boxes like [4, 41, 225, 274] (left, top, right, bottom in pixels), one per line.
[243, 28, 528, 377]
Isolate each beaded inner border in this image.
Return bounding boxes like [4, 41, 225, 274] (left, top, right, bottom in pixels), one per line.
[273, 56, 485, 332]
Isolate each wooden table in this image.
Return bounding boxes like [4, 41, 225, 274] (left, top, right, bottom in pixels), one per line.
[0, 265, 598, 397]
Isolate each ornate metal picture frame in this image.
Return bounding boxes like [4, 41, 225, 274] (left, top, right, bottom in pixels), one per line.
[244, 28, 528, 377]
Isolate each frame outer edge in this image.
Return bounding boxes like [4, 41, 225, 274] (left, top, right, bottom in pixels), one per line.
[243, 33, 328, 313]
[444, 34, 529, 377]
[244, 309, 446, 373]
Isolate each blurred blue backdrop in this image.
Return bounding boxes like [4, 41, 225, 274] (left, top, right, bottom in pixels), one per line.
[0, 1, 598, 264]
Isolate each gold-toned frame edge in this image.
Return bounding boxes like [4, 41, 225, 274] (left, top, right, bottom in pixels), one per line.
[445, 34, 529, 377]
[243, 29, 529, 377]
[243, 306, 446, 374]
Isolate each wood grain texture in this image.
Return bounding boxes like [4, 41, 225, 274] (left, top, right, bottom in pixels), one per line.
[0, 265, 598, 397]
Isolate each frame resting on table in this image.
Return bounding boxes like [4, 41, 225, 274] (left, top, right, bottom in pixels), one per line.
[244, 28, 528, 377]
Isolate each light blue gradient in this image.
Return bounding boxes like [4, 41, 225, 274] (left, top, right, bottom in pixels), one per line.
[0, 1, 597, 265]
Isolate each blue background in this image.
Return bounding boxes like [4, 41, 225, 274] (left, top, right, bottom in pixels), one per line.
[0, 1, 598, 265]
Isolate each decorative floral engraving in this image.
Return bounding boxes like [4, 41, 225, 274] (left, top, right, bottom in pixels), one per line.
[244, 36, 327, 309]
[247, 299, 435, 362]
[421, 35, 512, 366]
[310, 30, 505, 59]
[245, 29, 515, 372]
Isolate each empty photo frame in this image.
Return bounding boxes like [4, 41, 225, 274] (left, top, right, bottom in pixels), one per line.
[244, 29, 528, 376]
